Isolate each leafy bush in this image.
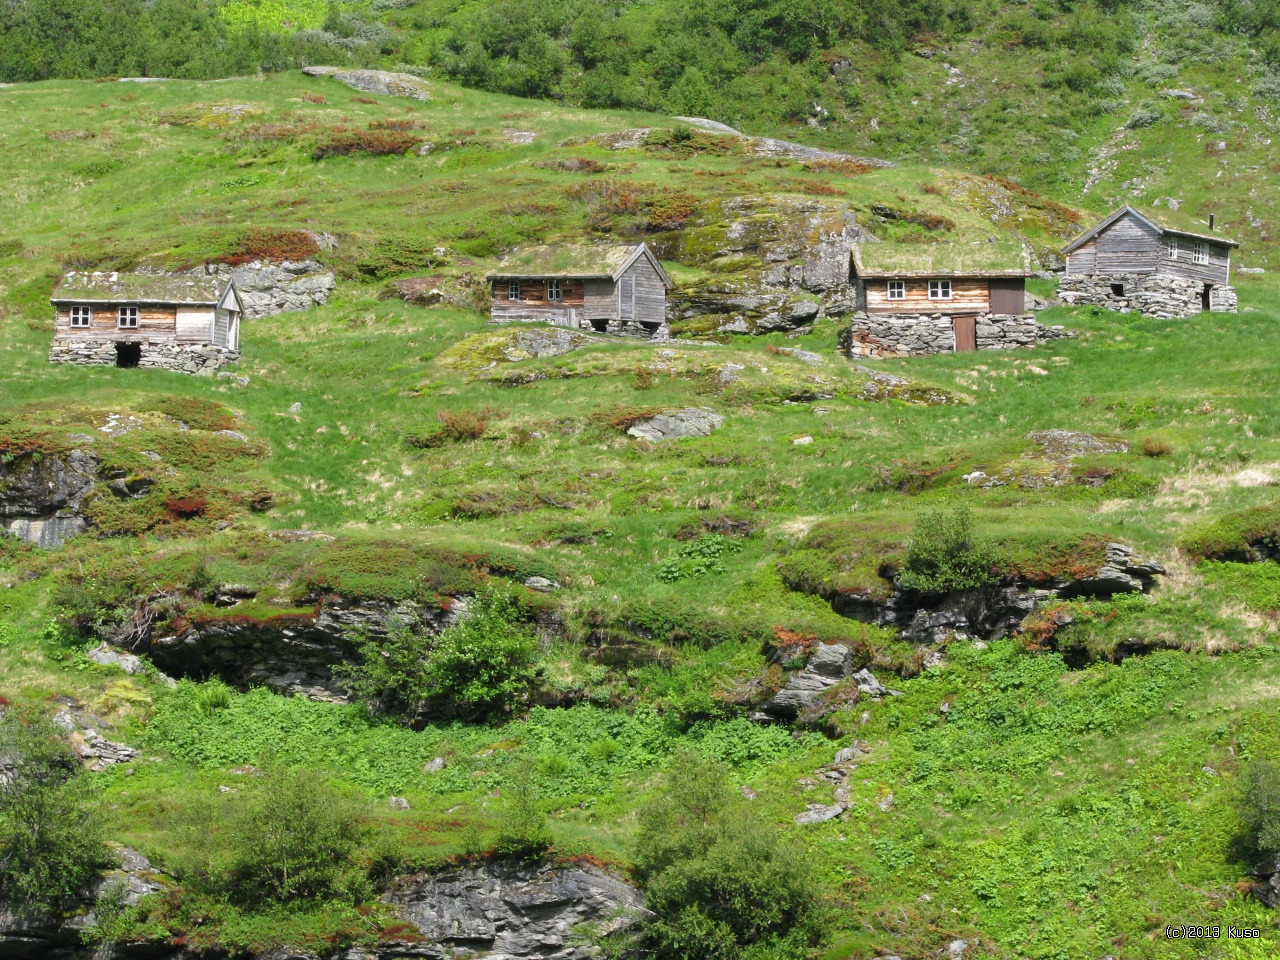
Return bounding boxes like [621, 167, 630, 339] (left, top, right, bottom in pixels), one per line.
[634, 753, 821, 959]
[0, 711, 107, 916]
[494, 758, 553, 857]
[340, 588, 539, 720]
[1239, 761, 1280, 861]
[897, 506, 999, 594]
[657, 535, 740, 582]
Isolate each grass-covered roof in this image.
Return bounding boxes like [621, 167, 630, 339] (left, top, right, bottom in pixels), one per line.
[51, 271, 227, 304]
[852, 242, 1031, 278]
[487, 243, 642, 280]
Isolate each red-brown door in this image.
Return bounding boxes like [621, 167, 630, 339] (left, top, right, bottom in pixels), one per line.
[953, 315, 977, 352]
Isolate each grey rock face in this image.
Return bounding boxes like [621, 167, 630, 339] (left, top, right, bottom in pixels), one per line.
[627, 408, 724, 442]
[794, 803, 844, 825]
[303, 66, 432, 101]
[1252, 857, 1280, 908]
[502, 328, 586, 360]
[1059, 542, 1166, 597]
[386, 860, 648, 959]
[52, 707, 137, 772]
[762, 643, 854, 719]
[206, 260, 336, 319]
[0, 448, 98, 548]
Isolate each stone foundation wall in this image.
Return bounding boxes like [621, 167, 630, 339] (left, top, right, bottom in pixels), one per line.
[844, 312, 1068, 358]
[1057, 272, 1237, 317]
[49, 338, 240, 374]
[490, 315, 671, 339]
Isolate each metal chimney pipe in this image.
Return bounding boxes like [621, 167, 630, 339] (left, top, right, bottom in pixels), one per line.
[1209, 214, 1215, 231]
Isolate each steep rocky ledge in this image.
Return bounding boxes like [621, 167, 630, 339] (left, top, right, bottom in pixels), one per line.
[0, 447, 98, 549]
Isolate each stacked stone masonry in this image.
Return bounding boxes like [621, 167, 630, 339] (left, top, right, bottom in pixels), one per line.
[1056, 273, 1237, 318]
[49, 339, 240, 374]
[845, 312, 1068, 358]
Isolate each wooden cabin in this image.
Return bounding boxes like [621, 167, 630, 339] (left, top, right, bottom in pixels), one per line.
[1060, 205, 1238, 315]
[486, 243, 672, 337]
[850, 243, 1032, 353]
[49, 272, 244, 373]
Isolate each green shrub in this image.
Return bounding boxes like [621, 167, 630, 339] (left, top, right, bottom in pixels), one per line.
[897, 506, 999, 594]
[0, 711, 107, 916]
[1240, 761, 1280, 861]
[634, 753, 821, 959]
[494, 758, 553, 858]
[175, 763, 368, 905]
[339, 588, 539, 720]
[657, 535, 740, 582]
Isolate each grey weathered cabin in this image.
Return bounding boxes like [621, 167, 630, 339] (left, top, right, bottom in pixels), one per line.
[1060, 205, 1238, 316]
[49, 272, 244, 373]
[846, 243, 1062, 356]
[487, 243, 672, 337]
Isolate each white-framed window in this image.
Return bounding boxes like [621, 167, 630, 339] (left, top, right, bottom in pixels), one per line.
[547, 280, 562, 301]
[69, 305, 93, 327]
[1165, 237, 1178, 259]
[928, 279, 953, 300]
[1192, 241, 1208, 265]
[507, 281, 520, 300]
[887, 280, 906, 300]
[118, 306, 139, 329]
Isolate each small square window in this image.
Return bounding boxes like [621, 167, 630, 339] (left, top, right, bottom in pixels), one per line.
[118, 306, 139, 329]
[1192, 241, 1208, 265]
[1165, 237, 1178, 260]
[507, 281, 520, 300]
[547, 280, 562, 301]
[887, 280, 906, 300]
[1110, 283, 1125, 296]
[69, 306, 93, 327]
[928, 280, 952, 300]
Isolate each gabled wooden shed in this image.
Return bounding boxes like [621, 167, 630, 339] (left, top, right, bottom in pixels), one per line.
[1060, 205, 1238, 315]
[49, 272, 244, 373]
[487, 243, 672, 337]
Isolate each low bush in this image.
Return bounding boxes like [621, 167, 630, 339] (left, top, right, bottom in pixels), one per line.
[897, 506, 999, 594]
[1239, 761, 1280, 861]
[312, 130, 420, 160]
[634, 753, 821, 959]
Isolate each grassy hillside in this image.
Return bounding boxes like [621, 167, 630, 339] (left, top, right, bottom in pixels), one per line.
[2, 71, 1280, 958]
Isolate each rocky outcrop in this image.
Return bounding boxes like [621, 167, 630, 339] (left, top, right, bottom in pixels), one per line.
[303, 66, 431, 101]
[655, 196, 872, 335]
[756, 644, 901, 723]
[842, 312, 1069, 358]
[1057, 273, 1237, 317]
[0, 448, 98, 548]
[145, 597, 457, 701]
[626, 408, 723, 442]
[2, 859, 643, 960]
[49, 338, 240, 375]
[586, 123, 892, 168]
[384, 860, 648, 959]
[206, 261, 336, 319]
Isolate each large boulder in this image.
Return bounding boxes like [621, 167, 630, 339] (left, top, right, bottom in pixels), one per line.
[206, 260, 336, 319]
[302, 66, 432, 101]
[383, 860, 648, 959]
[627, 408, 724, 443]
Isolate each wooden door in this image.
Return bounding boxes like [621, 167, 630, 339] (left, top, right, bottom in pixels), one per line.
[988, 278, 1025, 315]
[620, 275, 635, 320]
[953, 315, 977, 352]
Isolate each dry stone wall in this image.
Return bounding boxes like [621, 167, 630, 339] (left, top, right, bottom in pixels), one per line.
[48, 338, 239, 374]
[843, 312, 1068, 358]
[205, 260, 336, 319]
[1057, 272, 1237, 317]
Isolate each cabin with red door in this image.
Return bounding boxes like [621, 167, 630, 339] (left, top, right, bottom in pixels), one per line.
[846, 243, 1065, 357]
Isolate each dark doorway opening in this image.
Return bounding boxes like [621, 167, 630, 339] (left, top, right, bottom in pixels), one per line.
[1110, 283, 1125, 297]
[589, 319, 608, 333]
[115, 342, 141, 368]
[640, 321, 660, 337]
[1201, 283, 1212, 311]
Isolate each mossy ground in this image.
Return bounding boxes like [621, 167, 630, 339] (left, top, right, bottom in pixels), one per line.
[2, 72, 1280, 958]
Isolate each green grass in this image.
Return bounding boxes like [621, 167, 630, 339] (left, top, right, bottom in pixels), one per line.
[3, 70, 1280, 958]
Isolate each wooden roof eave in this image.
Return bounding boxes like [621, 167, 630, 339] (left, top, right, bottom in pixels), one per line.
[1064, 204, 1239, 252]
[50, 296, 221, 307]
[612, 243, 674, 289]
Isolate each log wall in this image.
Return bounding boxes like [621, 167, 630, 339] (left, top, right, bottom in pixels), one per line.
[55, 304, 179, 342]
[864, 278, 991, 315]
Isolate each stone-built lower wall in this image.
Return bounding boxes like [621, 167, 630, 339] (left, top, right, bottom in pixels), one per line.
[1057, 272, 1237, 317]
[844, 313, 1068, 358]
[49, 338, 240, 374]
[490, 315, 670, 339]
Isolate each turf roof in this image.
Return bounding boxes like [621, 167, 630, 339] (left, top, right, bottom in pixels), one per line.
[51, 271, 229, 304]
[487, 243, 642, 280]
[852, 242, 1032, 278]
